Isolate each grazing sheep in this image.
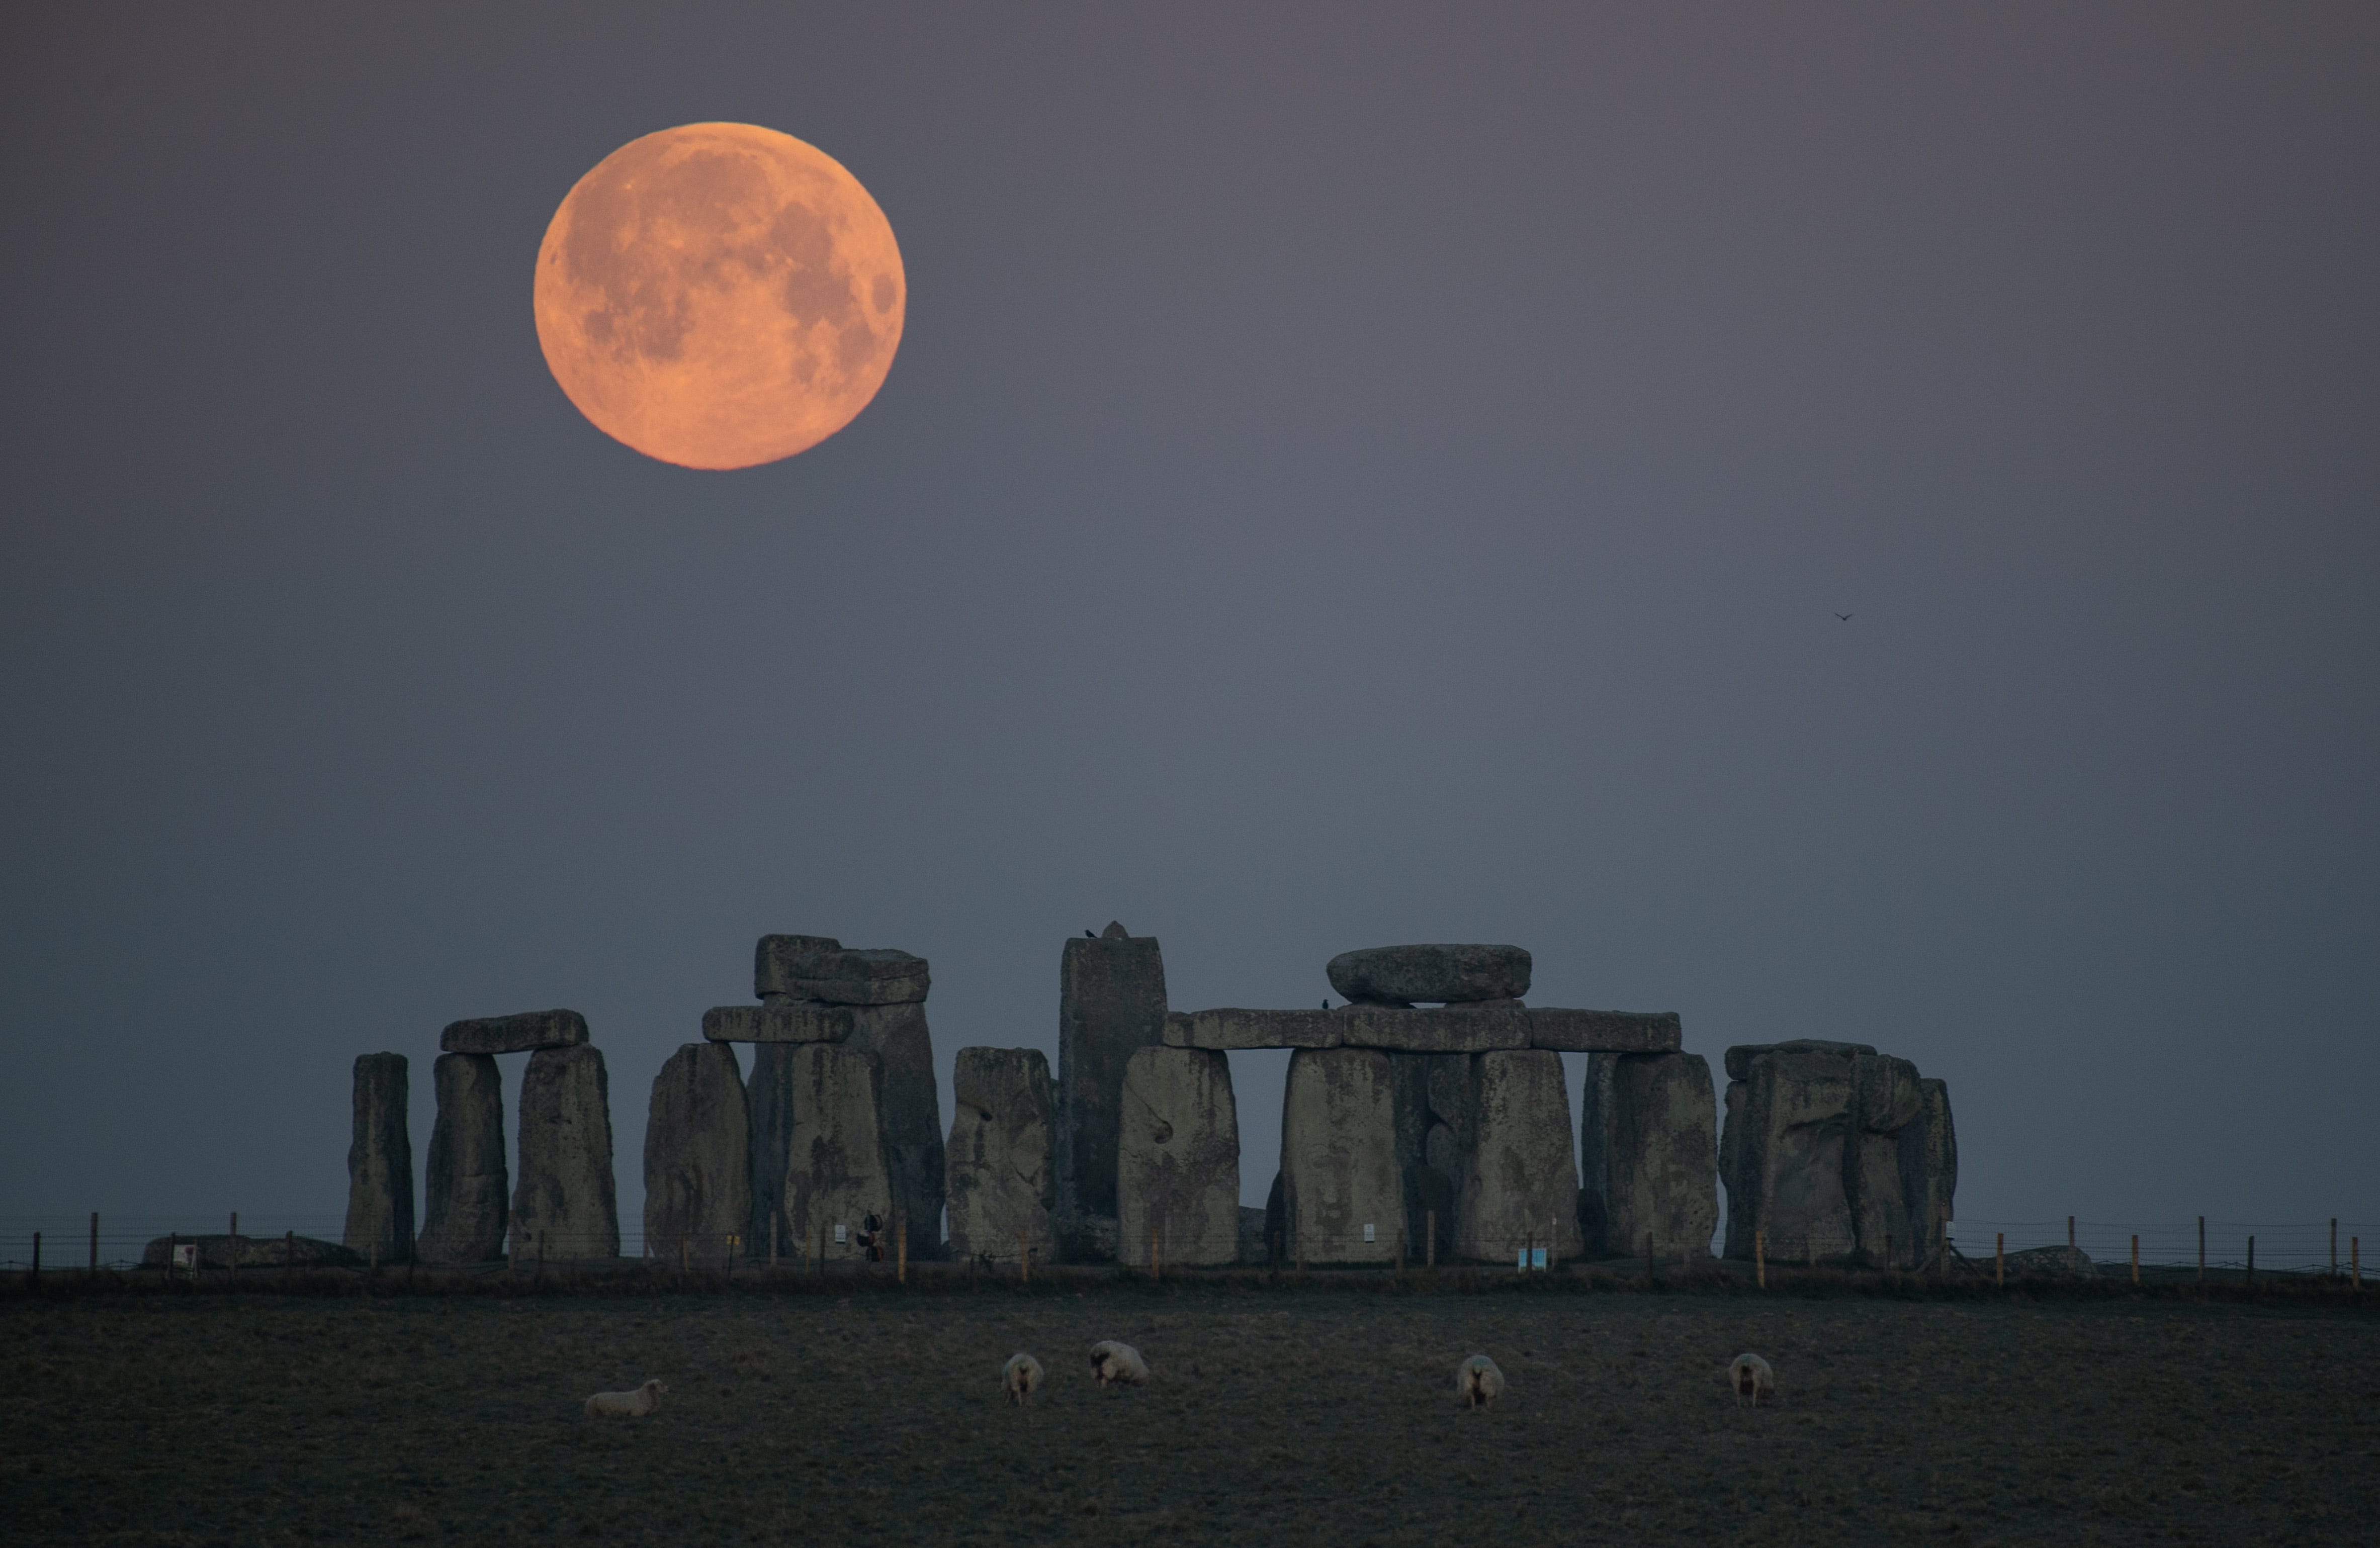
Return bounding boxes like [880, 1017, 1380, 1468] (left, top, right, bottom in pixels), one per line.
[583, 1378, 667, 1418]
[1088, 1340, 1149, 1387]
[1455, 1354, 1505, 1409]
[1003, 1352, 1045, 1407]
[1728, 1353, 1776, 1408]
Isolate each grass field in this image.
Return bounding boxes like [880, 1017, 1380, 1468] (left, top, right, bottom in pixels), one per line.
[6, 1279, 2375, 1545]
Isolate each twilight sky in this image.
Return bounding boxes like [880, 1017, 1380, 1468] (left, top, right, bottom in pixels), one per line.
[3, 4, 2373, 1244]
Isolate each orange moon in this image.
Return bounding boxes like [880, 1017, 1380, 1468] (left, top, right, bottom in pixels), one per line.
[533, 123, 905, 470]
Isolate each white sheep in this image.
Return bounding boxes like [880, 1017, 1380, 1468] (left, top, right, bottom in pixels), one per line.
[583, 1378, 667, 1418]
[1089, 1340, 1149, 1387]
[1727, 1352, 1775, 1408]
[1003, 1352, 1045, 1408]
[1455, 1354, 1505, 1409]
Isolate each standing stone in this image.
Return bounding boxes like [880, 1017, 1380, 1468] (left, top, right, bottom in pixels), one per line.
[419, 1052, 507, 1264]
[512, 1044, 620, 1261]
[1326, 944, 1533, 1006]
[839, 1001, 945, 1257]
[1280, 1047, 1415, 1264]
[1720, 1044, 1862, 1263]
[1056, 928, 1168, 1251]
[746, 1042, 895, 1265]
[1905, 1078, 1958, 1267]
[1116, 1047, 1241, 1267]
[945, 1047, 1056, 1263]
[1578, 1051, 1717, 1260]
[1456, 1050, 1581, 1263]
[342, 1053, 414, 1263]
[642, 1042, 750, 1263]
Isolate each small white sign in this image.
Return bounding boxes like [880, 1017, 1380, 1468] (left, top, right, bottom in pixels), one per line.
[172, 1243, 198, 1268]
[834, 1224, 847, 1244]
[1363, 1223, 1376, 1243]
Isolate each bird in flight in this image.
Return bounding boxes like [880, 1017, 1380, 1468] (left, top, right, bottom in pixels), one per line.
[1834, 612, 1853, 621]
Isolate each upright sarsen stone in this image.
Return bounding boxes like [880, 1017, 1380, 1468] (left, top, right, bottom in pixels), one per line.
[342, 1052, 414, 1263]
[945, 1048, 1056, 1262]
[1056, 929, 1169, 1234]
[1719, 1044, 1859, 1264]
[1579, 1051, 1717, 1260]
[746, 1042, 895, 1264]
[839, 1001, 944, 1256]
[1280, 1047, 1414, 1264]
[419, 1052, 506, 1264]
[512, 1044, 620, 1260]
[1456, 1050, 1581, 1263]
[1116, 1047, 1241, 1267]
[642, 1042, 750, 1261]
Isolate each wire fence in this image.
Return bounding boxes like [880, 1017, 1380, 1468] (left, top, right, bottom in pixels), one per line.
[1948, 1218, 2372, 1278]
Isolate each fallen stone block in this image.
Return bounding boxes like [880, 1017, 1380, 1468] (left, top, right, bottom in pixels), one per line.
[143, 1234, 361, 1270]
[1057, 929, 1169, 1230]
[343, 1052, 414, 1264]
[746, 1042, 896, 1264]
[642, 1042, 750, 1262]
[419, 1052, 507, 1264]
[1456, 1050, 1581, 1262]
[701, 1003, 855, 1043]
[754, 934, 931, 1006]
[512, 1044, 621, 1261]
[1327, 943, 1532, 1005]
[1578, 1051, 1716, 1260]
[440, 1009, 588, 1055]
[946, 1047, 1056, 1263]
[1117, 1046, 1241, 1267]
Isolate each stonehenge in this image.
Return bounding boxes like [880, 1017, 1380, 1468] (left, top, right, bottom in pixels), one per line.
[1719, 1040, 1958, 1268]
[642, 1042, 750, 1261]
[512, 1044, 621, 1260]
[344, 930, 1955, 1276]
[945, 1047, 1056, 1263]
[342, 1052, 413, 1264]
[1116, 1046, 1241, 1266]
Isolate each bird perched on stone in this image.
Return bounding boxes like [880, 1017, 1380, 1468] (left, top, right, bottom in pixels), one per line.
[1084, 929, 1096, 939]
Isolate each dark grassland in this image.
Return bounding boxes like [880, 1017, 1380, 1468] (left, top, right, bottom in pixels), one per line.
[5, 1282, 2374, 1545]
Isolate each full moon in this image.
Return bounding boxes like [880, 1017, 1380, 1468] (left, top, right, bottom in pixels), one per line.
[533, 123, 905, 470]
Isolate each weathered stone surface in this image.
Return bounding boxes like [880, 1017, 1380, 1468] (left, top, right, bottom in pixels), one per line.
[1280, 1047, 1419, 1264]
[343, 1052, 414, 1263]
[1415, 1053, 1470, 1261]
[755, 934, 932, 1006]
[512, 1044, 620, 1261]
[642, 1042, 750, 1261]
[1723, 1039, 1875, 1082]
[419, 1052, 507, 1264]
[840, 1002, 944, 1253]
[2001, 1244, 2093, 1278]
[1527, 1010, 1683, 1054]
[1056, 932, 1169, 1232]
[1054, 1213, 1119, 1263]
[440, 1009, 588, 1055]
[945, 1047, 1055, 1263]
[1163, 1009, 1342, 1049]
[143, 1235, 361, 1270]
[1117, 1047, 1241, 1266]
[1578, 1051, 1717, 1259]
[1262, 1170, 1286, 1260]
[1327, 944, 1532, 1006]
[1164, 1006, 1676, 1054]
[1720, 1044, 1955, 1268]
[1456, 1051, 1581, 1262]
[1238, 1206, 1269, 1264]
[746, 1042, 895, 1264]
[701, 1003, 855, 1043]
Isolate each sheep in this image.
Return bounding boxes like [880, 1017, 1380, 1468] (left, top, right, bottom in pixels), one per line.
[1727, 1352, 1776, 1408]
[583, 1378, 666, 1418]
[1455, 1354, 1505, 1409]
[1088, 1340, 1149, 1387]
[1003, 1352, 1045, 1408]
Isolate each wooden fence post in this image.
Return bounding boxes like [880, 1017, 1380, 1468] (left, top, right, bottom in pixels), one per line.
[1151, 1226, 1161, 1283]
[2131, 1234, 2139, 1286]
[2067, 1215, 2075, 1261]
[1425, 1211, 1436, 1271]
[1754, 1229, 1766, 1289]
[1885, 1230, 1893, 1273]
[29, 1231, 38, 1283]
[168, 1231, 179, 1284]
[2331, 1218, 2338, 1277]
[90, 1212, 99, 1277]
[2246, 1235, 2255, 1288]
[535, 1232, 544, 1281]
[769, 1214, 779, 1269]
[679, 1237, 689, 1273]
[1646, 1231, 1655, 1288]
[2198, 1216, 2205, 1282]
[1396, 1226, 1405, 1274]
[2351, 1236, 2359, 1291]
[229, 1213, 238, 1285]
[897, 1217, 908, 1286]
[1995, 1232, 2004, 1288]
[286, 1229, 296, 1279]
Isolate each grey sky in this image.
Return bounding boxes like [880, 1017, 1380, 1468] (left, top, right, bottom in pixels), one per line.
[3, 4, 2373, 1240]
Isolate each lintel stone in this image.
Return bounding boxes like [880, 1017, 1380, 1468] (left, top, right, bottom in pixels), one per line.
[440, 1009, 588, 1055]
[701, 1004, 855, 1044]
